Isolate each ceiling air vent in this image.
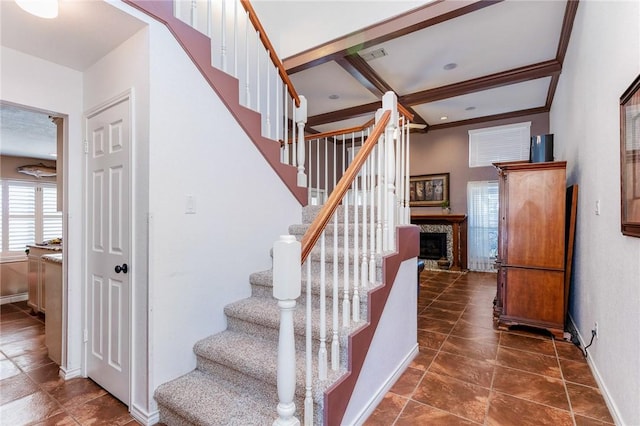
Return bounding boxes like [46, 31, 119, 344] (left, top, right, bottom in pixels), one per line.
[360, 48, 387, 62]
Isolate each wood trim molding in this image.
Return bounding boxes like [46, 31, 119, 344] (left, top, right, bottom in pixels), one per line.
[284, 1, 501, 74]
[323, 225, 420, 425]
[427, 106, 549, 131]
[122, 0, 307, 205]
[400, 60, 562, 106]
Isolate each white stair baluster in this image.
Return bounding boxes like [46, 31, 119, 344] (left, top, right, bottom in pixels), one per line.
[369, 144, 377, 284]
[220, 0, 227, 72]
[272, 235, 301, 426]
[352, 133, 360, 323]
[318, 231, 327, 380]
[342, 187, 350, 328]
[304, 259, 313, 426]
[361, 137, 369, 290]
[331, 213, 339, 371]
[296, 97, 307, 187]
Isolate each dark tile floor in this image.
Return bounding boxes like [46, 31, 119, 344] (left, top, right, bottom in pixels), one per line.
[365, 270, 616, 425]
[0, 300, 138, 426]
[1, 272, 616, 425]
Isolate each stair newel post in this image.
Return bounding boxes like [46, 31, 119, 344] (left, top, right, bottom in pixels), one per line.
[296, 96, 308, 187]
[272, 235, 301, 426]
[383, 92, 398, 251]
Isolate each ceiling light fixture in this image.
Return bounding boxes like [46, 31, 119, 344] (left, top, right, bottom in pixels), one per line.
[15, 0, 58, 19]
[328, 94, 339, 100]
[465, 106, 476, 111]
[440, 116, 448, 121]
[443, 63, 457, 71]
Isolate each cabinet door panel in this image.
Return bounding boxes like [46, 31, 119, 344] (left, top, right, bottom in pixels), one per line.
[505, 268, 565, 325]
[505, 169, 565, 269]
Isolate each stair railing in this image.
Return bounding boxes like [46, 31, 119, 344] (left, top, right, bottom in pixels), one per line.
[273, 92, 413, 425]
[173, 0, 308, 187]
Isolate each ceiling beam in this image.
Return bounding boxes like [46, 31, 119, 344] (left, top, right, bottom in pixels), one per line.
[307, 60, 561, 127]
[285, 0, 502, 74]
[426, 106, 549, 131]
[399, 60, 562, 106]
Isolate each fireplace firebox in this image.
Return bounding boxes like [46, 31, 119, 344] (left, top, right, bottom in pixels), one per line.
[420, 232, 447, 260]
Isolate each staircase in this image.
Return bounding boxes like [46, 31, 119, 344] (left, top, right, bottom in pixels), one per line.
[154, 205, 383, 425]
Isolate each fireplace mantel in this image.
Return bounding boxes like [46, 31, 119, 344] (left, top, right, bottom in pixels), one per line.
[411, 214, 468, 271]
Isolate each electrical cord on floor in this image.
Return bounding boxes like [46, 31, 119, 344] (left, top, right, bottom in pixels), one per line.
[578, 329, 597, 358]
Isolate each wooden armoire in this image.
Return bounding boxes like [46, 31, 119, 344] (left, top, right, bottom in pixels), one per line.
[493, 160, 569, 339]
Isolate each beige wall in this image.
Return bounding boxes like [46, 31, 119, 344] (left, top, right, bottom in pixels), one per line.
[1, 155, 57, 182]
[1, 261, 28, 298]
[409, 112, 550, 215]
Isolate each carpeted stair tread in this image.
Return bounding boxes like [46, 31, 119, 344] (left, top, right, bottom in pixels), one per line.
[250, 268, 378, 298]
[154, 369, 275, 425]
[224, 296, 348, 340]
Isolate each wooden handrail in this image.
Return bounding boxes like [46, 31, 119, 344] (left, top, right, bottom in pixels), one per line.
[304, 119, 375, 142]
[240, 0, 301, 107]
[398, 103, 414, 121]
[300, 110, 391, 264]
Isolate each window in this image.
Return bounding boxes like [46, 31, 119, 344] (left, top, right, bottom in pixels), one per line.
[468, 122, 531, 167]
[467, 180, 499, 272]
[0, 180, 62, 259]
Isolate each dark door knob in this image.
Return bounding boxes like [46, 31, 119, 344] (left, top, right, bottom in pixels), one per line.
[115, 263, 128, 274]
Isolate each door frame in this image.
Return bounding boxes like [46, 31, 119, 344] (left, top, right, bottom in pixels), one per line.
[81, 89, 135, 406]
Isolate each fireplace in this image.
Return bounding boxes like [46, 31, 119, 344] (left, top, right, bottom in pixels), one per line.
[411, 214, 468, 271]
[420, 232, 447, 260]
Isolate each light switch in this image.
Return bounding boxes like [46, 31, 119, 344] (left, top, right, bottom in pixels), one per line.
[595, 200, 600, 216]
[186, 195, 196, 214]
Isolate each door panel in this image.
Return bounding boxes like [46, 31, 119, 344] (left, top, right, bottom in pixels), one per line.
[86, 97, 130, 404]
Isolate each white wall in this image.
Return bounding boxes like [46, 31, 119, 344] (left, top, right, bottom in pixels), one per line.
[83, 24, 151, 420]
[0, 46, 83, 378]
[145, 19, 302, 400]
[551, 2, 640, 424]
[343, 257, 418, 425]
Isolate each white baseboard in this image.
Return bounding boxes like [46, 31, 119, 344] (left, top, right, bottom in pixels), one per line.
[350, 343, 419, 426]
[130, 403, 160, 426]
[59, 365, 82, 380]
[567, 314, 623, 425]
[0, 292, 28, 305]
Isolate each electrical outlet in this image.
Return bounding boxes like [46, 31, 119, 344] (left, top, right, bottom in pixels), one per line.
[594, 322, 598, 339]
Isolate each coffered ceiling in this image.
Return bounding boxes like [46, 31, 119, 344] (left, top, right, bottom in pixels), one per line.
[254, 0, 578, 133]
[0, 0, 578, 159]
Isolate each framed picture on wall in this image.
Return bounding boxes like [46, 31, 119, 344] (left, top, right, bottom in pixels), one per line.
[409, 173, 450, 207]
[620, 74, 640, 237]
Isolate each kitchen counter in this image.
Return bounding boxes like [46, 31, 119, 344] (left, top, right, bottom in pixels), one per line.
[42, 253, 63, 264]
[27, 245, 63, 314]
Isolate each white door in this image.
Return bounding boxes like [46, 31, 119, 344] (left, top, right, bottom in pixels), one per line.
[85, 97, 131, 404]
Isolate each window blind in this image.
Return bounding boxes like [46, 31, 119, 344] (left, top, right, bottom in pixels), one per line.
[469, 122, 531, 167]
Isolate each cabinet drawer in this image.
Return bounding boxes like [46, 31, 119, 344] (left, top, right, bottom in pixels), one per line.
[505, 268, 565, 325]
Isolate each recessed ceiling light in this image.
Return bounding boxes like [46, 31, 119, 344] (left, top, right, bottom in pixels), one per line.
[440, 116, 448, 121]
[328, 94, 339, 100]
[16, 0, 58, 19]
[443, 63, 457, 71]
[465, 106, 476, 111]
